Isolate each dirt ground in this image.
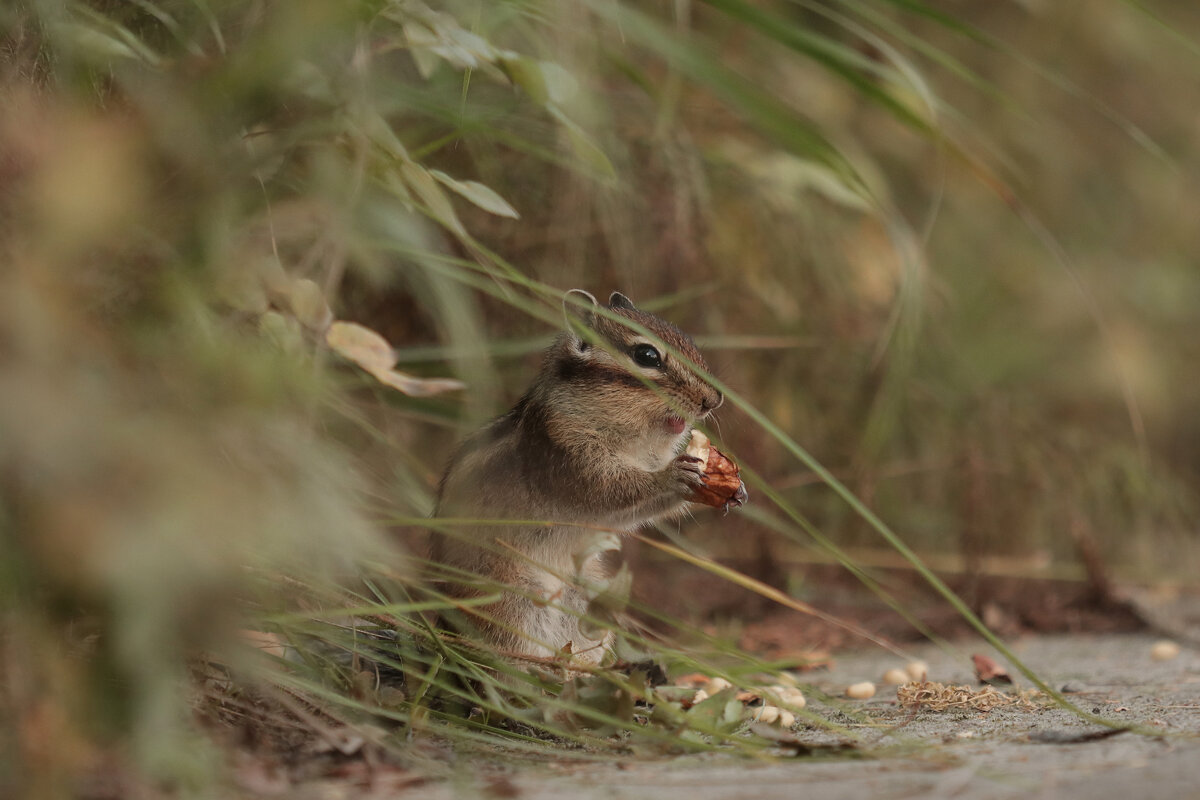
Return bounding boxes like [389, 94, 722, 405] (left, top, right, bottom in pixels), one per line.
[278, 630, 1199, 800]
[213, 585, 1200, 800]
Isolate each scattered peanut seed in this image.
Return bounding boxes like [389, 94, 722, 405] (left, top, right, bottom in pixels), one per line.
[882, 668, 910, 686]
[1151, 640, 1181, 661]
[846, 682, 876, 699]
[755, 705, 781, 724]
[760, 684, 805, 709]
[777, 710, 796, 727]
[905, 661, 930, 681]
[703, 677, 733, 694]
[691, 689, 709, 705]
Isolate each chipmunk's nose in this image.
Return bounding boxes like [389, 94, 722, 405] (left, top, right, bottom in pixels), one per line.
[701, 391, 723, 414]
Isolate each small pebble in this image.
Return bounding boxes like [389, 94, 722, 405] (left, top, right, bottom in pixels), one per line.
[1151, 640, 1181, 661]
[846, 682, 876, 699]
[905, 661, 930, 681]
[882, 668, 910, 686]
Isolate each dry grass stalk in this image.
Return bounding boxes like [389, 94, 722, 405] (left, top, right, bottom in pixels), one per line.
[896, 681, 1044, 712]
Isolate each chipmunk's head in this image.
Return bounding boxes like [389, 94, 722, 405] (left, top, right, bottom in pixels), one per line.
[550, 290, 722, 455]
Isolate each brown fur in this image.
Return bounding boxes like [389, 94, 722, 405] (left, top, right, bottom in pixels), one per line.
[431, 291, 722, 665]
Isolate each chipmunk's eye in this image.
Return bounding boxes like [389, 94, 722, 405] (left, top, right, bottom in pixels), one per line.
[631, 343, 663, 369]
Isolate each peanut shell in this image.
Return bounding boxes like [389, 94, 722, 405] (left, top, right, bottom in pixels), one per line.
[685, 431, 748, 511]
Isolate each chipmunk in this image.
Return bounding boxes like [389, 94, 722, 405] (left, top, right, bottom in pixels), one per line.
[432, 290, 724, 666]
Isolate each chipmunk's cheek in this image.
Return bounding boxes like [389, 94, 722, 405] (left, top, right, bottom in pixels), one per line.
[665, 414, 686, 435]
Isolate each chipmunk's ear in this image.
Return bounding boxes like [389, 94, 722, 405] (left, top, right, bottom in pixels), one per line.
[563, 289, 599, 350]
[608, 292, 636, 311]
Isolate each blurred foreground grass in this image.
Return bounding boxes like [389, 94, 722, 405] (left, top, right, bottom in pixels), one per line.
[2, 0, 1198, 795]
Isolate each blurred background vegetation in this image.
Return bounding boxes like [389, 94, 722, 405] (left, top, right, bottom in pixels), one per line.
[2, 0, 1198, 795]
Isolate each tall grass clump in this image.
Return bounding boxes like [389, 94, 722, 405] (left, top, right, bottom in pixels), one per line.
[2, 0, 1198, 795]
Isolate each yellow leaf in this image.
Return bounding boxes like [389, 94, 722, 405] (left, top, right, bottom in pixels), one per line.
[370, 368, 465, 397]
[325, 321, 465, 397]
[325, 321, 396, 373]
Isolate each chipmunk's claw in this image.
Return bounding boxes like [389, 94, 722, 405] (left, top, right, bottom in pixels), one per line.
[720, 483, 749, 515]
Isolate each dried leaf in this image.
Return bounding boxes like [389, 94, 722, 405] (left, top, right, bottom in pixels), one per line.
[972, 653, 1013, 685]
[326, 321, 396, 373]
[371, 368, 465, 398]
[325, 321, 465, 397]
[673, 673, 712, 689]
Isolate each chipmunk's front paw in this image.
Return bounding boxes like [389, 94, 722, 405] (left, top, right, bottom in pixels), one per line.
[668, 454, 706, 495]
